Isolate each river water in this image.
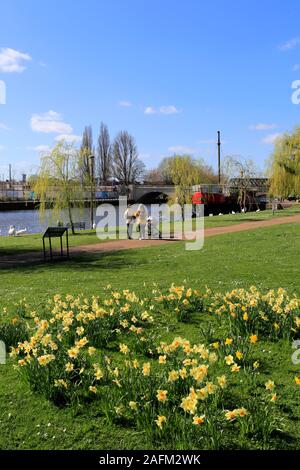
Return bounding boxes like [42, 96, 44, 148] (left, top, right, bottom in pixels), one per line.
[0, 209, 96, 236]
[0, 205, 185, 236]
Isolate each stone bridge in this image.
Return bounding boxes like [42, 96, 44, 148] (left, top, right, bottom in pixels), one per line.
[128, 184, 175, 203]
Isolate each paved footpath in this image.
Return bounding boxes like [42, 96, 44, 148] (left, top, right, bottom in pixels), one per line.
[1, 213, 300, 267]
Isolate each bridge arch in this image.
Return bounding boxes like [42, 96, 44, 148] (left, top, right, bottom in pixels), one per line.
[136, 191, 170, 204]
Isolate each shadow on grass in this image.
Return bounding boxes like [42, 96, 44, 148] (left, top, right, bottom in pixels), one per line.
[0, 250, 143, 273]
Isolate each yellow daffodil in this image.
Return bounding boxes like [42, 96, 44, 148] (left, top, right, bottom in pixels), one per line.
[129, 401, 138, 410]
[231, 363, 241, 373]
[225, 355, 234, 365]
[193, 415, 205, 425]
[65, 362, 74, 372]
[119, 343, 129, 355]
[265, 380, 275, 390]
[180, 396, 198, 414]
[142, 362, 151, 376]
[225, 410, 237, 421]
[94, 369, 103, 380]
[250, 334, 258, 344]
[168, 370, 179, 382]
[235, 351, 243, 360]
[67, 347, 79, 359]
[217, 375, 227, 388]
[158, 355, 167, 364]
[179, 368, 187, 379]
[156, 390, 168, 402]
[88, 347, 96, 356]
[155, 415, 166, 429]
[225, 338, 233, 345]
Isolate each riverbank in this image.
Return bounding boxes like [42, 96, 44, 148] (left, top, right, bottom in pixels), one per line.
[1, 204, 300, 255]
[1, 210, 300, 266]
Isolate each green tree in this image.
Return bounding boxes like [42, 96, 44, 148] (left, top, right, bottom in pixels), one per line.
[34, 141, 84, 234]
[157, 155, 218, 206]
[269, 127, 300, 197]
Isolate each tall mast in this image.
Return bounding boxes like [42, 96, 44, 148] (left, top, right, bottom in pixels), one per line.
[217, 130, 221, 184]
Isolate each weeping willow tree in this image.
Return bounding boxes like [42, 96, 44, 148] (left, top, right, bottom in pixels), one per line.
[269, 127, 300, 198]
[166, 155, 217, 207]
[34, 141, 84, 234]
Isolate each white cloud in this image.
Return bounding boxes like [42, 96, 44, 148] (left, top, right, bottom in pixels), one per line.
[249, 123, 277, 131]
[168, 145, 197, 154]
[55, 134, 82, 143]
[0, 47, 31, 72]
[279, 37, 300, 51]
[27, 145, 50, 152]
[144, 106, 157, 114]
[119, 100, 132, 107]
[144, 105, 181, 115]
[159, 105, 180, 114]
[30, 110, 73, 134]
[262, 133, 281, 144]
[0, 122, 10, 130]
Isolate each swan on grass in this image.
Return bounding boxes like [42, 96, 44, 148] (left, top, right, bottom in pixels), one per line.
[16, 228, 27, 236]
[8, 225, 15, 236]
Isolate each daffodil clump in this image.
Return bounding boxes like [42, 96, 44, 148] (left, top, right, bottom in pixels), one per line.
[105, 335, 284, 449]
[0, 298, 30, 348]
[7, 285, 300, 449]
[99, 336, 248, 449]
[211, 333, 259, 370]
[207, 287, 300, 340]
[153, 284, 205, 322]
[10, 291, 157, 404]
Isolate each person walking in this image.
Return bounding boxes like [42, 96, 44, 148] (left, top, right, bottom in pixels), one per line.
[124, 205, 134, 239]
[136, 204, 148, 240]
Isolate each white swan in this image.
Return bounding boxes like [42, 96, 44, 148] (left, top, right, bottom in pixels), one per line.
[8, 225, 16, 236]
[16, 228, 27, 236]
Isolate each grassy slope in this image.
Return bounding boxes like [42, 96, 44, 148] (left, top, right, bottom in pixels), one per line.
[0, 222, 300, 449]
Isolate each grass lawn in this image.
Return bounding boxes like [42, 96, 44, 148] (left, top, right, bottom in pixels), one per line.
[0, 221, 300, 449]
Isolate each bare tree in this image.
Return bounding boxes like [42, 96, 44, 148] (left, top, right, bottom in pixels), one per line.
[222, 155, 260, 210]
[97, 122, 111, 183]
[80, 125, 93, 183]
[112, 131, 145, 184]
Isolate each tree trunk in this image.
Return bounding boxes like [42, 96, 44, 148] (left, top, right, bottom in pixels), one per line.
[68, 204, 75, 235]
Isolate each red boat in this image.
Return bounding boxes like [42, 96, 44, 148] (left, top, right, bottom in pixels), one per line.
[192, 184, 226, 206]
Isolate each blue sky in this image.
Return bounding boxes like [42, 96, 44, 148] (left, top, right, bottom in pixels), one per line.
[1, 0, 300, 179]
